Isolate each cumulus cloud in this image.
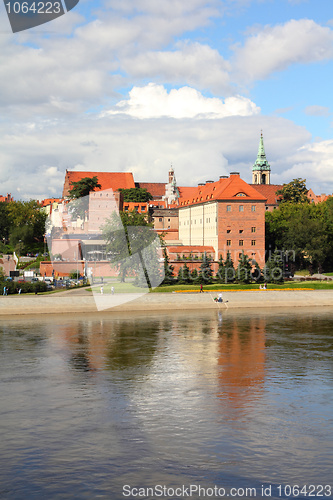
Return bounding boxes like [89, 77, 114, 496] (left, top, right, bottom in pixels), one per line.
[122, 42, 231, 93]
[105, 83, 260, 119]
[233, 19, 333, 81]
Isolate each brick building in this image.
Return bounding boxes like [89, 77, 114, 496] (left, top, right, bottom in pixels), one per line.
[177, 173, 267, 268]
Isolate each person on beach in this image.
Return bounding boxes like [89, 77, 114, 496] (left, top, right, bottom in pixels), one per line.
[111, 286, 115, 295]
[3, 286, 6, 296]
[200, 284, 203, 293]
[218, 293, 223, 303]
[100, 286, 104, 294]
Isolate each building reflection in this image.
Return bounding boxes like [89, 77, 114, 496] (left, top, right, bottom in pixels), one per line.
[216, 315, 266, 409]
[47, 312, 266, 411]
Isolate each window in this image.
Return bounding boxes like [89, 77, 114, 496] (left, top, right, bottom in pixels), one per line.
[159, 218, 162, 222]
[141, 206, 146, 211]
[236, 193, 246, 197]
[239, 253, 243, 258]
[124, 206, 129, 211]
[251, 240, 256, 246]
[266, 207, 269, 211]
[168, 218, 170, 222]
[251, 205, 256, 212]
[227, 229, 231, 233]
[251, 227, 256, 233]
[239, 229, 243, 234]
[239, 240, 244, 246]
[227, 240, 231, 246]
[227, 205, 231, 212]
[239, 205, 244, 212]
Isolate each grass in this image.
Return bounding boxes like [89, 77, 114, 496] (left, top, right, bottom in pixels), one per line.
[152, 281, 333, 293]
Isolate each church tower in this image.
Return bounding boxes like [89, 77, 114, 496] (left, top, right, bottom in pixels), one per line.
[252, 132, 271, 185]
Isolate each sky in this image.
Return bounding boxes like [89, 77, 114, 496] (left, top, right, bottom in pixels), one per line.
[1, 0, 333, 200]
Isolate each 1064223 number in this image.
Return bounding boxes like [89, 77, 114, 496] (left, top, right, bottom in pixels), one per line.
[5, 2, 62, 14]
[277, 485, 332, 497]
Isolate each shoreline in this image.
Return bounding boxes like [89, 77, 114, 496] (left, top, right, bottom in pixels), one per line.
[0, 289, 333, 316]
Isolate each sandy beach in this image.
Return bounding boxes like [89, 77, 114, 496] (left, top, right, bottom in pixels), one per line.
[0, 288, 333, 316]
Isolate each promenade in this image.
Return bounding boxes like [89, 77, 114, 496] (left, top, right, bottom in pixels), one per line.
[1, 289, 333, 316]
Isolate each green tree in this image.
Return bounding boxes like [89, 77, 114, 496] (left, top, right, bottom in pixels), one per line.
[263, 250, 284, 283]
[276, 178, 309, 204]
[68, 176, 101, 199]
[177, 263, 191, 284]
[67, 176, 102, 220]
[190, 267, 199, 284]
[215, 255, 225, 283]
[236, 251, 252, 283]
[224, 251, 235, 283]
[7, 200, 47, 253]
[199, 252, 213, 284]
[102, 210, 159, 287]
[119, 188, 153, 202]
[162, 247, 174, 285]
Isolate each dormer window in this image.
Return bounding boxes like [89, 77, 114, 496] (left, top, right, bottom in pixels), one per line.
[236, 193, 246, 197]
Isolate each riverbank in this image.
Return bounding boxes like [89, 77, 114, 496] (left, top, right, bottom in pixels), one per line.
[1, 289, 333, 316]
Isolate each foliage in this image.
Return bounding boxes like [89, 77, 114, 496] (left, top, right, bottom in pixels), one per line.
[276, 178, 309, 204]
[215, 255, 225, 283]
[68, 176, 101, 199]
[266, 198, 333, 272]
[224, 251, 235, 283]
[177, 263, 191, 284]
[118, 188, 153, 202]
[263, 250, 284, 284]
[236, 252, 252, 283]
[102, 210, 159, 286]
[162, 248, 174, 285]
[198, 252, 213, 284]
[69, 270, 81, 279]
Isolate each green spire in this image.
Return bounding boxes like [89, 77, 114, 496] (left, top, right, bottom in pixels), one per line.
[253, 132, 271, 172]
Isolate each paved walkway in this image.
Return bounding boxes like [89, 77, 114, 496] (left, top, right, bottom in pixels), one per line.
[0, 289, 333, 316]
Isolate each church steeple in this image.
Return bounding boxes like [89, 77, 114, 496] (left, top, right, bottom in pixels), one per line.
[252, 131, 271, 185]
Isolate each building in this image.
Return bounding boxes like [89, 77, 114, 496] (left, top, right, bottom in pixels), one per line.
[177, 172, 267, 268]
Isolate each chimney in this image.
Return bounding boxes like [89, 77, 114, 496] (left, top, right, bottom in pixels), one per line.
[219, 175, 228, 179]
[198, 183, 205, 186]
[230, 172, 240, 176]
[206, 180, 214, 184]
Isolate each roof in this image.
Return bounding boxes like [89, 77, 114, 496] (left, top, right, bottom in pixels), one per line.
[178, 174, 267, 207]
[63, 171, 135, 197]
[136, 182, 166, 197]
[249, 184, 283, 205]
[167, 245, 215, 254]
[41, 198, 63, 207]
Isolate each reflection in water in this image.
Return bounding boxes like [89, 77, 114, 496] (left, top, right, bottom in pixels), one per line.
[0, 309, 332, 499]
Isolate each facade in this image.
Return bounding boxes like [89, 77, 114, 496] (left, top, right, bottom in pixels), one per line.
[177, 173, 267, 268]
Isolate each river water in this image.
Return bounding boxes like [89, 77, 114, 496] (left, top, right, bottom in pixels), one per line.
[0, 309, 332, 500]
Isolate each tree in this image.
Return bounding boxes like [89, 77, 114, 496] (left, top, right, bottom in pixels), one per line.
[236, 251, 252, 283]
[68, 176, 101, 199]
[224, 251, 235, 283]
[177, 263, 191, 284]
[198, 252, 213, 284]
[215, 255, 225, 283]
[6, 200, 47, 253]
[67, 176, 102, 221]
[263, 250, 284, 284]
[276, 178, 309, 204]
[102, 210, 160, 287]
[162, 248, 174, 285]
[118, 188, 153, 202]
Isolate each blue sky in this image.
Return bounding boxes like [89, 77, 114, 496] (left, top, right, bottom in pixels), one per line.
[0, 0, 333, 199]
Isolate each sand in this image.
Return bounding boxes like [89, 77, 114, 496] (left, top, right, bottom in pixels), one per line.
[0, 289, 333, 316]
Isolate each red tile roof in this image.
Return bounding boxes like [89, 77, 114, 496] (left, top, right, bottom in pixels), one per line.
[136, 182, 166, 197]
[63, 171, 135, 197]
[178, 174, 267, 207]
[249, 184, 283, 206]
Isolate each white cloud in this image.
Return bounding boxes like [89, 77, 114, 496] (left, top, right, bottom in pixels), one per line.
[233, 19, 333, 81]
[304, 105, 330, 117]
[105, 83, 260, 119]
[122, 42, 231, 93]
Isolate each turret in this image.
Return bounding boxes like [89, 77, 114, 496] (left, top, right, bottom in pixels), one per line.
[252, 132, 271, 185]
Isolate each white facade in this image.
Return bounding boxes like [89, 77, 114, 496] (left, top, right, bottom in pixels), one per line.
[178, 202, 218, 255]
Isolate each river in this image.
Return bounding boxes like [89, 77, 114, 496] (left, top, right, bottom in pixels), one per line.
[0, 309, 332, 499]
